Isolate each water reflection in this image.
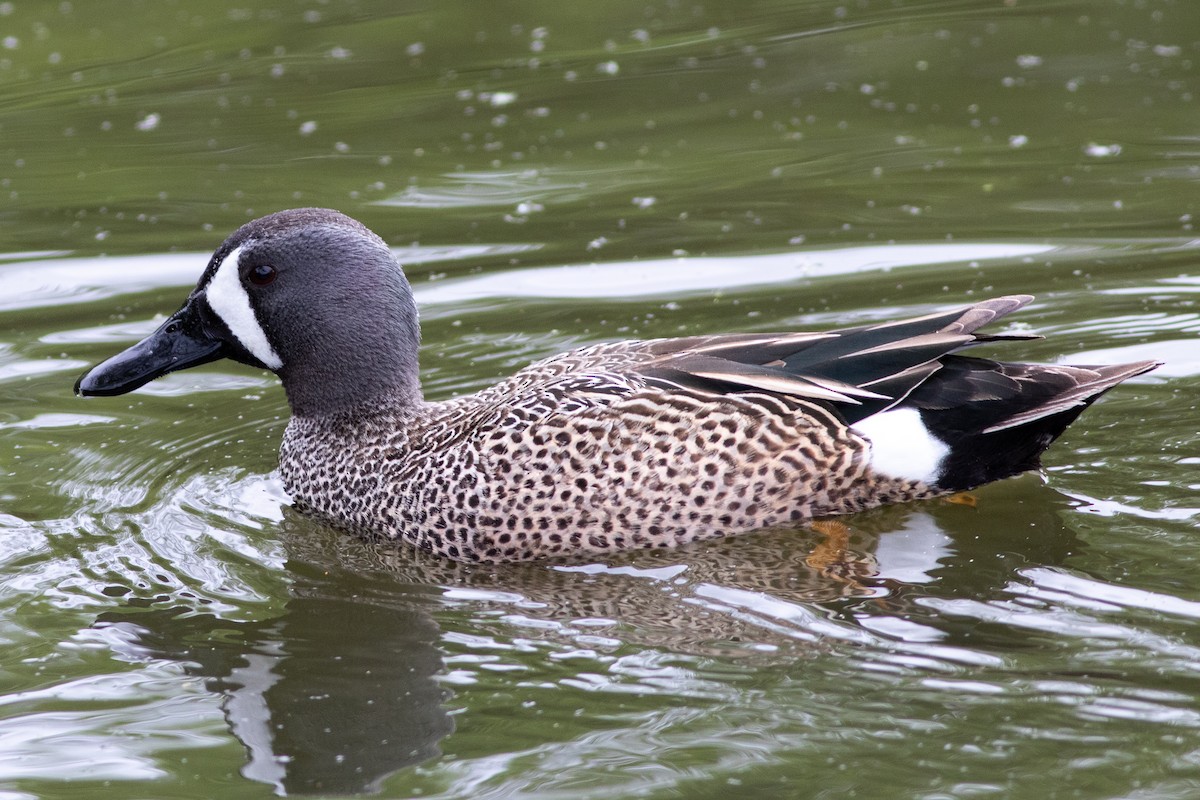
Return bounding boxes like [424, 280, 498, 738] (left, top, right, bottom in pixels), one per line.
[308, 477, 1083, 664]
[95, 561, 452, 796]
[75, 473, 1085, 794]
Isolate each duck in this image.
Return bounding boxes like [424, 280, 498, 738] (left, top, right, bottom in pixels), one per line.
[76, 208, 1159, 562]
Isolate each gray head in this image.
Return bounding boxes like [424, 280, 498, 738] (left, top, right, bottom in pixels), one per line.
[76, 208, 423, 416]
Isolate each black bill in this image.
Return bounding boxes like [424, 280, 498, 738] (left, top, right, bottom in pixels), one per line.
[75, 304, 227, 397]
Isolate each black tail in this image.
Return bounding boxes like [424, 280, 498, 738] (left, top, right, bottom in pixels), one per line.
[908, 356, 1159, 492]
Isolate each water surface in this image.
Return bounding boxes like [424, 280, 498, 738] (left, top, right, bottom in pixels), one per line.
[2, 1, 1199, 798]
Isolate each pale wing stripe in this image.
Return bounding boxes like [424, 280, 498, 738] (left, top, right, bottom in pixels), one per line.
[689, 369, 860, 403]
[685, 332, 837, 354]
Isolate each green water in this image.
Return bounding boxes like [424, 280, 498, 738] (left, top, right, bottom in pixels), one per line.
[3, 1, 1200, 797]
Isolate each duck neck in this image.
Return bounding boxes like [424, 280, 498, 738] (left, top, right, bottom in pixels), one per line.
[281, 361, 423, 418]
[277, 315, 424, 418]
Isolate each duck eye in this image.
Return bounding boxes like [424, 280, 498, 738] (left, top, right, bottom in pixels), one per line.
[248, 264, 277, 286]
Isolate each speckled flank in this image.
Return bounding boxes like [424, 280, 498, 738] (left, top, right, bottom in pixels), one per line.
[280, 342, 935, 562]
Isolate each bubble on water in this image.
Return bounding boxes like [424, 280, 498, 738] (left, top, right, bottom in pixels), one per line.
[1016, 54, 1043, 68]
[1009, 134, 1029, 148]
[406, 42, 425, 57]
[135, 113, 160, 132]
[596, 60, 619, 76]
[1084, 142, 1121, 157]
[632, 196, 656, 209]
[298, 120, 317, 136]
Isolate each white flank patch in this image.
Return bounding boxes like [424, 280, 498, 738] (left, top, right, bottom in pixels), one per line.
[204, 245, 283, 370]
[851, 407, 949, 485]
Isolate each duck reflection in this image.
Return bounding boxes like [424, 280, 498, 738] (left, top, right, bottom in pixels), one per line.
[95, 562, 452, 795]
[298, 475, 1083, 660]
[92, 475, 1080, 794]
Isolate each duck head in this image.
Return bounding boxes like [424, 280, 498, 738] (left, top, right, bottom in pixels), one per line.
[75, 208, 422, 415]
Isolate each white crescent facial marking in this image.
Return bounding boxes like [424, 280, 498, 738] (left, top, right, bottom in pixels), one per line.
[851, 407, 949, 485]
[204, 244, 283, 370]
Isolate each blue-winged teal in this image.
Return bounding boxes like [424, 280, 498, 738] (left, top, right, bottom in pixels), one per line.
[77, 209, 1158, 562]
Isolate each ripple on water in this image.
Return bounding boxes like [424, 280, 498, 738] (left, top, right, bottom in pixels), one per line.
[0, 657, 227, 783]
[0, 413, 116, 431]
[415, 242, 1056, 304]
[6, 470, 289, 618]
[0, 243, 540, 314]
